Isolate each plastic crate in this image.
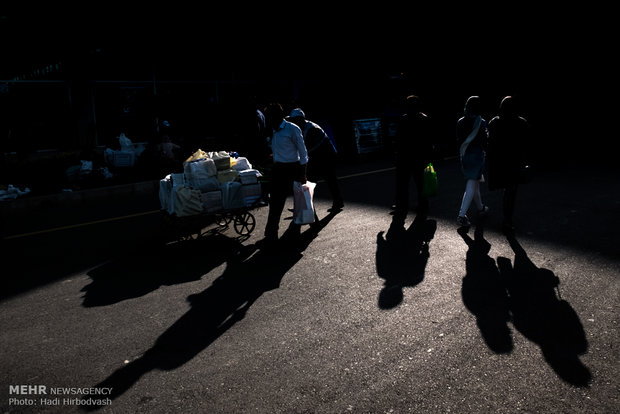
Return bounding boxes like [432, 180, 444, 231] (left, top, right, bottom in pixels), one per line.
[108, 151, 135, 167]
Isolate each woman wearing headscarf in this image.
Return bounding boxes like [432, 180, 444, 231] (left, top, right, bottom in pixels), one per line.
[456, 96, 489, 227]
[487, 96, 530, 233]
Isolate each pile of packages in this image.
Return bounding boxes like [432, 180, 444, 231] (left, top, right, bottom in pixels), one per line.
[104, 133, 145, 168]
[159, 150, 262, 217]
[0, 184, 31, 201]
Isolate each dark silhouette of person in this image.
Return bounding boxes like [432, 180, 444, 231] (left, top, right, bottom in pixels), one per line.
[487, 96, 530, 234]
[233, 96, 271, 206]
[262, 103, 309, 242]
[393, 95, 433, 221]
[235, 95, 271, 165]
[498, 234, 591, 386]
[144, 120, 182, 177]
[376, 215, 437, 309]
[288, 108, 344, 212]
[459, 226, 513, 353]
[456, 96, 489, 227]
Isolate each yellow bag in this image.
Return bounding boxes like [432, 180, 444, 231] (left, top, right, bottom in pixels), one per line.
[184, 149, 209, 165]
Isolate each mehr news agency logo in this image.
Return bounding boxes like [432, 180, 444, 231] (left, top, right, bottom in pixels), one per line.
[8, 384, 113, 407]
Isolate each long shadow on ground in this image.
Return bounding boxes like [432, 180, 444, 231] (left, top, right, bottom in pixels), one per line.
[82, 212, 339, 408]
[459, 225, 591, 386]
[376, 215, 437, 309]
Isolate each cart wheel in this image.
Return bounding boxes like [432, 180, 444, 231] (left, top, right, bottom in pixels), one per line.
[233, 212, 256, 236]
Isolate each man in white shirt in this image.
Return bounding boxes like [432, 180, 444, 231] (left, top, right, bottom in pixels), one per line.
[263, 102, 309, 242]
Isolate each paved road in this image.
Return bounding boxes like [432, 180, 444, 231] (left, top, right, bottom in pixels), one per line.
[1, 158, 618, 413]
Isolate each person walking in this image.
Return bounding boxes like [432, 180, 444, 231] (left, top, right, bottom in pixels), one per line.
[236, 95, 271, 165]
[288, 108, 344, 212]
[487, 96, 530, 233]
[263, 103, 309, 242]
[393, 95, 433, 221]
[456, 96, 489, 227]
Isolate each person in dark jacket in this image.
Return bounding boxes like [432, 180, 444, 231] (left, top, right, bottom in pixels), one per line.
[456, 95, 489, 227]
[289, 108, 344, 212]
[393, 95, 433, 220]
[487, 96, 530, 233]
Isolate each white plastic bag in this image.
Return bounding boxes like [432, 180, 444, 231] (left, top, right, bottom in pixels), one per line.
[184, 157, 216, 177]
[203, 158, 217, 176]
[118, 133, 133, 152]
[117, 132, 143, 156]
[184, 159, 219, 191]
[232, 157, 252, 171]
[293, 181, 316, 225]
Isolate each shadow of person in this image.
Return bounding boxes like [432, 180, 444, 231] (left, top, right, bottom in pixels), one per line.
[83, 211, 332, 408]
[459, 226, 513, 354]
[499, 234, 591, 387]
[83, 241, 304, 409]
[376, 215, 437, 309]
[280, 208, 341, 248]
[81, 231, 245, 307]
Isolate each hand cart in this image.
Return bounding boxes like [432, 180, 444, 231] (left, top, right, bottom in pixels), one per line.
[160, 204, 262, 243]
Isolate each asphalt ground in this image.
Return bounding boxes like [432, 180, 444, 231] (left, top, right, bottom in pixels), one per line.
[1, 157, 618, 413]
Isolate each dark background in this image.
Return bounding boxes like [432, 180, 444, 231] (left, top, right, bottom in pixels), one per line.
[0, 6, 613, 170]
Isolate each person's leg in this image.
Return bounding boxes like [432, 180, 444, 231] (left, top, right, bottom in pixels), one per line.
[264, 164, 287, 239]
[395, 163, 410, 214]
[283, 163, 304, 239]
[472, 180, 483, 211]
[324, 166, 344, 209]
[459, 179, 477, 218]
[503, 184, 518, 227]
[311, 152, 344, 210]
[413, 164, 428, 217]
